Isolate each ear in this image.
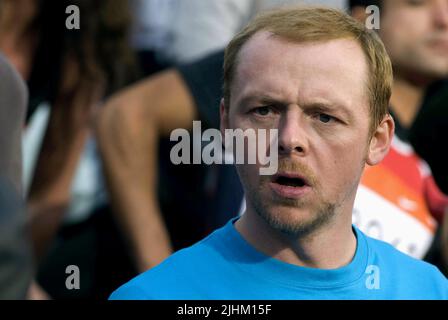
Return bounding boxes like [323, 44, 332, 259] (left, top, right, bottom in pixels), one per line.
[220, 98, 229, 141]
[366, 114, 395, 166]
[351, 6, 369, 24]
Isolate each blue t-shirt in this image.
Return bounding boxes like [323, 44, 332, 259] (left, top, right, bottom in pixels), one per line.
[110, 218, 448, 300]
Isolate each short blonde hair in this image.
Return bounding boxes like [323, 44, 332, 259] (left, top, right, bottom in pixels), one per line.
[223, 6, 393, 134]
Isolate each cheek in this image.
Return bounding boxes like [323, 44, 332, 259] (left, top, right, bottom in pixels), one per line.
[380, 27, 406, 59]
[381, 12, 429, 52]
[315, 142, 365, 194]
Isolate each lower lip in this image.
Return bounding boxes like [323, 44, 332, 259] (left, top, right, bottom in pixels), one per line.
[269, 182, 311, 198]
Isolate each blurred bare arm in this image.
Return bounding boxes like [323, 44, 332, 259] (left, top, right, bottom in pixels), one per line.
[28, 57, 103, 263]
[95, 70, 196, 272]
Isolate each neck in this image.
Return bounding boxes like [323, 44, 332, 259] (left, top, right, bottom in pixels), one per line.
[235, 203, 357, 270]
[389, 74, 429, 129]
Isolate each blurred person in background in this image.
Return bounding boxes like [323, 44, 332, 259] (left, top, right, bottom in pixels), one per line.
[159, 0, 344, 64]
[0, 0, 139, 298]
[410, 84, 448, 275]
[129, 0, 346, 71]
[0, 51, 25, 194]
[0, 52, 31, 299]
[349, 0, 448, 274]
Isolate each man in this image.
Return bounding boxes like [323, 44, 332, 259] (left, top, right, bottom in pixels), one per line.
[350, 0, 448, 268]
[110, 7, 447, 299]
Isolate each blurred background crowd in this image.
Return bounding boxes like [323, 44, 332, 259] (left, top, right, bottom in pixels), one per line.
[0, 0, 447, 299]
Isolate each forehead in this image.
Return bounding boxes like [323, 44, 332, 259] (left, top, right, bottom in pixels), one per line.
[231, 31, 369, 111]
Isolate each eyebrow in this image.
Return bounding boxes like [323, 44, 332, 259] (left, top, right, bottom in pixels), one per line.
[236, 94, 289, 109]
[303, 102, 354, 121]
[236, 94, 354, 121]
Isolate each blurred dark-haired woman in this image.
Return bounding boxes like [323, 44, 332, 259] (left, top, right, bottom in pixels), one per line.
[0, 0, 140, 299]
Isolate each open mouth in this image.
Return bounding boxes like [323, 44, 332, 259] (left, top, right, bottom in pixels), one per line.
[269, 173, 311, 198]
[272, 173, 309, 188]
[270, 173, 312, 199]
[275, 176, 307, 187]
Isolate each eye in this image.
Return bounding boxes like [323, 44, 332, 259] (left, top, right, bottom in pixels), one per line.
[406, 0, 425, 6]
[252, 106, 272, 116]
[318, 113, 334, 123]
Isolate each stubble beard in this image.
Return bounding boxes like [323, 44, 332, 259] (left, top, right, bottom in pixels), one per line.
[248, 183, 338, 238]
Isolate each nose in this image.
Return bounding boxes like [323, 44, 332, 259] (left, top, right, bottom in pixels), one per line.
[278, 108, 309, 156]
[433, 0, 448, 29]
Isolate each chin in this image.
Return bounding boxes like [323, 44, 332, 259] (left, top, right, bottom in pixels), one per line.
[415, 56, 448, 78]
[258, 205, 318, 236]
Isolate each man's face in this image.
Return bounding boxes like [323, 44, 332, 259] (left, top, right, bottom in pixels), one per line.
[221, 32, 373, 236]
[380, 0, 448, 79]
